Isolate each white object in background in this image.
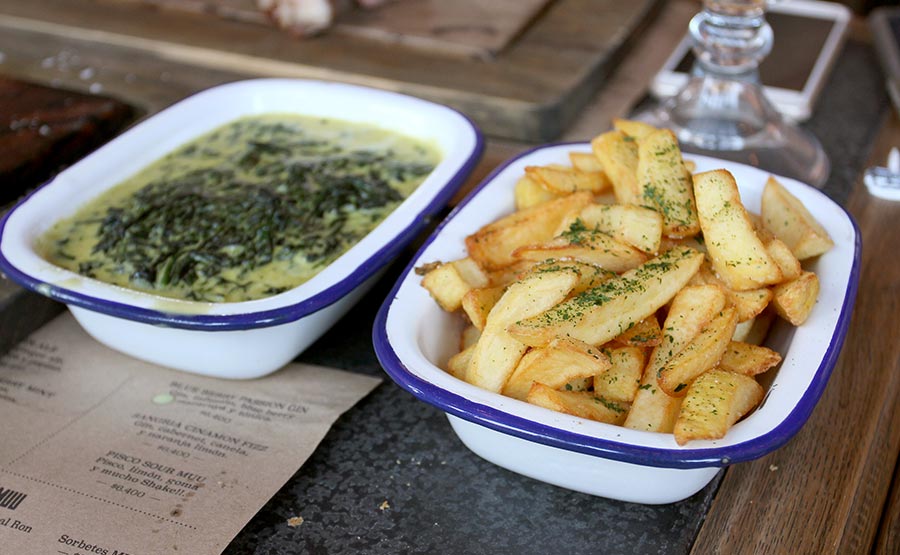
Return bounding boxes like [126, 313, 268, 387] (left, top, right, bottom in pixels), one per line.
[864, 147, 900, 201]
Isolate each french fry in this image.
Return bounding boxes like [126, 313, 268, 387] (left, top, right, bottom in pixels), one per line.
[460, 324, 481, 350]
[613, 118, 658, 141]
[718, 341, 782, 376]
[525, 165, 611, 195]
[624, 284, 726, 432]
[610, 316, 662, 348]
[693, 170, 783, 290]
[514, 175, 559, 210]
[467, 269, 579, 392]
[690, 262, 772, 322]
[577, 203, 663, 254]
[772, 270, 820, 325]
[503, 337, 610, 401]
[512, 220, 648, 273]
[673, 369, 764, 445]
[508, 246, 704, 348]
[485, 260, 536, 288]
[527, 383, 629, 425]
[421, 258, 489, 312]
[766, 238, 803, 281]
[461, 286, 506, 331]
[447, 344, 474, 380]
[466, 192, 593, 270]
[592, 131, 640, 205]
[732, 309, 775, 345]
[636, 129, 701, 237]
[569, 151, 605, 173]
[658, 306, 739, 397]
[594, 347, 645, 404]
[761, 176, 834, 260]
[525, 259, 616, 295]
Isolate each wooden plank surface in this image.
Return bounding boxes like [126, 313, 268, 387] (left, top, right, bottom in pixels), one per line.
[0, 0, 661, 142]
[116, 0, 555, 59]
[691, 112, 900, 554]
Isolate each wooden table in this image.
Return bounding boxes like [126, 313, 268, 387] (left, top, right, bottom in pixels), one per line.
[1, 2, 899, 554]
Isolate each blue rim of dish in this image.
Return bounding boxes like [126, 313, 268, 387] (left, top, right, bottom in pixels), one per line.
[373, 142, 861, 469]
[0, 81, 485, 331]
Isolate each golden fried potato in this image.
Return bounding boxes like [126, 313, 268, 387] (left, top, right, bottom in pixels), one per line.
[503, 337, 610, 401]
[569, 151, 605, 173]
[508, 246, 704, 348]
[693, 170, 783, 290]
[467, 269, 579, 392]
[525, 165, 610, 195]
[636, 129, 701, 238]
[594, 346, 645, 404]
[718, 341, 782, 376]
[761, 177, 834, 260]
[466, 192, 593, 270]
[461, 286, 506, 331]
[771, 270, 820, 325]
[514, 175, 559, 210]
[578, 203, 663, 254]
[674, 369, 764, 445]
[512, 220, 648, 273]
[421, 258, 489, 312]
[527, 383, 629, 425]
[592, 130, 640, 205]
[658, 306, 738, 397]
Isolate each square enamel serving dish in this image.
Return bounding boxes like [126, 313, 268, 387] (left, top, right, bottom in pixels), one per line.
[374, 144, 860, 504]
[0, 78, 482, 379]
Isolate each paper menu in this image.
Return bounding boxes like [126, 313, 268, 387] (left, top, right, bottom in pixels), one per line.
[0, 313, 380, 554]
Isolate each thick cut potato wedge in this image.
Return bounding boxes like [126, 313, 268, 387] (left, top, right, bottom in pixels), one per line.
[594, 347, 645, 404]
[508, 246, 704, 348]
[527, 383, 629, 425]
[512, 220, 647, 273]
[761, 177, 834, 260]
[766, 238, 802, 281]
[525, 165, 611, 195]
[569, 151, 605, 173]
[485, 260, 536, 288]
[514, 175, 558, 210]
[467, 269, 579, 392]
[578, 203, 663, 254]
[690, 262, 772, 322]
[447, 344, 475, 380]
[421, 258, 489, 312]
[694, 170, 783, 290]
[772, 270, 820, 325]
[732, 309, 775, 345]
[718, 341, 782, 376]
[658, 306, 739, 397]
[461, 286, 506, 331]
[460, 324, 481, 350]
[466, 192, 593, 270]
[674, 369, 764, 445]
[613, 118, 658, 142]
[524, 259, 616, 296]
[624, 284, 726, 432]
[610, 316, 662, 348]
[503, 337, 610, 401]
[636, 129, 701, 238]
[592, 131, 640, 205]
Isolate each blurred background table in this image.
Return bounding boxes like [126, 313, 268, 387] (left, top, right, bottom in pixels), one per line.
[1, 1, 899, 553]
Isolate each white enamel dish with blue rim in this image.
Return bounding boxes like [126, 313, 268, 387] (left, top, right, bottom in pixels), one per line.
[373, 143, 859, 504]
[0, 78, 483, 379]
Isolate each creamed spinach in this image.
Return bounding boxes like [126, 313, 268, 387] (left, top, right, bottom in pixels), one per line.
[40, 114, 439, 302]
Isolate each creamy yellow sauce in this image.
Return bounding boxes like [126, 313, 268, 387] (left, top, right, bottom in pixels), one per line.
[40, 114, 440, 302]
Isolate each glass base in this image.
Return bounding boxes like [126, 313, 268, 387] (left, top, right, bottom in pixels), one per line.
[635, 75, 830, 188]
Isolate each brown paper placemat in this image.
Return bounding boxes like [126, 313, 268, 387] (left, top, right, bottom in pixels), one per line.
[0, 313, 380, 554]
